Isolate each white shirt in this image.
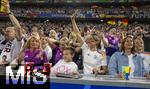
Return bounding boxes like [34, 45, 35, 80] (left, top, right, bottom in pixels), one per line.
[51, 60, 78, 74]
[128, 54, 135, 77]
[0, 34, 5, 42]
[11, 39, 24, 63]
[44, 44, 52, 61]
[0, 34, 6, 54]
[81, 43, 107, 74]
[0, 38, 24, 63]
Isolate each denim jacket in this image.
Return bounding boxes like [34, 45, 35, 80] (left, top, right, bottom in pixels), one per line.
[108, 52, 145, 77]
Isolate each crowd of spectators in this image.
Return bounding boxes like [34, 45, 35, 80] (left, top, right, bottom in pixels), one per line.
[0, 0, 150, 79]
[0, 20, 150, 38]
[0, 5, 150, 19]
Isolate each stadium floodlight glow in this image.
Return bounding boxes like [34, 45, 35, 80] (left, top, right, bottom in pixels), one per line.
[6, 66, 47, 84]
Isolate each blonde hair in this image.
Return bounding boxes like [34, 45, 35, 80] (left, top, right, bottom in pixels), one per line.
[69, 32, 77, 41]
[50, 30, 57, 38]
[24, 36, 42, 50]
[17, 36, 42, 63]
[59, 37, 69, 48]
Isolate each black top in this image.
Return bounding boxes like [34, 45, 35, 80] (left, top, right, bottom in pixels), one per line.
[143, 36, 150, 52]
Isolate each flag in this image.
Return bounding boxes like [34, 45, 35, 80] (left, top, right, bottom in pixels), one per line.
[107, 20, 116, 25]
[122, 19, 128, 26]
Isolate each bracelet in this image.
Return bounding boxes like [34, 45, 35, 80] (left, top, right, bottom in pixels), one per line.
[7, 12, 12, 15]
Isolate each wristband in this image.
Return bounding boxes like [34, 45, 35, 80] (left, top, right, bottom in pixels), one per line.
[7, 12, 12, 15]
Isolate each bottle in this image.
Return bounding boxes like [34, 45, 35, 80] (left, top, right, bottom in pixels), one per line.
[0, 0, 7, 13]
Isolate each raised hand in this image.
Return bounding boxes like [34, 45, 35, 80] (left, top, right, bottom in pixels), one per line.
[36, 51, 44, 60]
[71, 13, 76, 20]
[71, 10, 78, 20]
[92, 67, 99, 74]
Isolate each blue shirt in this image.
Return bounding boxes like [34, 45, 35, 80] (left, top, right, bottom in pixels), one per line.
[108, 52, 146, 77]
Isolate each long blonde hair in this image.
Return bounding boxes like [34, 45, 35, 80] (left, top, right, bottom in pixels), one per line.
[25, 36, 42, 50]
[69, 32, 77, 42]
[50, 30, 57, 39]
[17, 36, 42, 64]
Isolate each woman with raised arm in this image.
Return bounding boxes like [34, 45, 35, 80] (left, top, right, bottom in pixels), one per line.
[71, 14, 107, 74]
